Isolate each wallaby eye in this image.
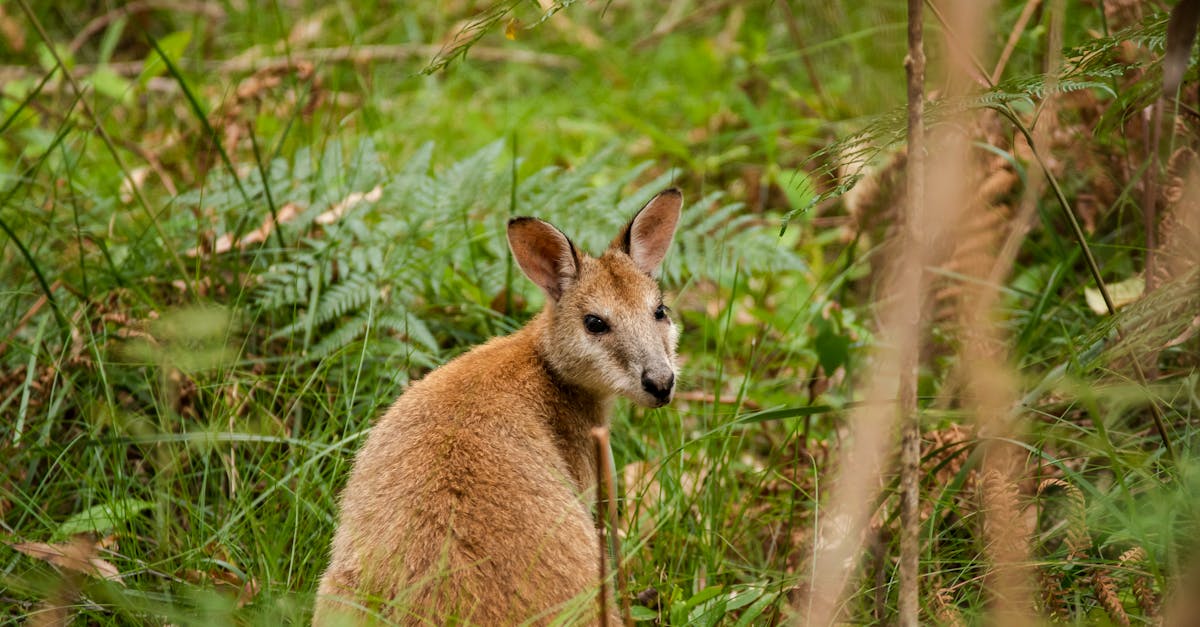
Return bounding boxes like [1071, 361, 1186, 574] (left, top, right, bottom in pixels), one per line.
[583, 314, 610, 334]
[654, 304, 669, 321]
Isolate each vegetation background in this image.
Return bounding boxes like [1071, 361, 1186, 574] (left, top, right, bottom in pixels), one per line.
[0, 0, 1197, 624]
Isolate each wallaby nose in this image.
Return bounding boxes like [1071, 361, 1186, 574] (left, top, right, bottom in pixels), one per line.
[641, 371, 675, 403]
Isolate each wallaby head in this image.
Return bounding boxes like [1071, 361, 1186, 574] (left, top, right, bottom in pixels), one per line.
[507, 189, 683, 408]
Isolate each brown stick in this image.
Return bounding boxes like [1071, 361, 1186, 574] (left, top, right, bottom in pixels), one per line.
[779, 0, 830, 112]
[592, 428, 610, 627]
[990, 0, 1061, 286]
[990, 0, 1043, 84]
[898, 0, 926, 625]
[592, 427, 632, 627]
[1143, 99, 1163, 293]
[635, 0, 735, 50]
[0, 280, 60, 357]
[0, 44, 579, 85]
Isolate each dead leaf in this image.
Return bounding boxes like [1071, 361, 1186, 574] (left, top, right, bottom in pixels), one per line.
[183, 562, 260, 608]
[314, 185, 383, 225]
[186, 182, 383, 257]
[10, 539, 124, 584]
[186, 202, 302, 257]
[1085, 275, 1145, 315]
[238, 202, 302, 247]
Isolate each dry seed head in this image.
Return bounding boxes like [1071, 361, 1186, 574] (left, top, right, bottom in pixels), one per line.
[979, 469, 1027, 560]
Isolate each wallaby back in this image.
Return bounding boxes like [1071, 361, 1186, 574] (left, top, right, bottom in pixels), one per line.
[314, 190, 683, 625]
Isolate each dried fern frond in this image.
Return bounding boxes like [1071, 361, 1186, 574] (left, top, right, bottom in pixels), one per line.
[1093, 569, 1131, 627]
[923, 424, 975, 520]
[1118, 546, 1160, 620]
[933, 585, 965, 627]
[1037, 478, 1090, 560]
[1037, 568, 1071, 622]
[978, 468, 1035, 621]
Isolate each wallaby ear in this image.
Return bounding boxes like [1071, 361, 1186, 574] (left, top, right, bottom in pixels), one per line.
[610, 188, 683, 277]
[508, 217, 580, 300]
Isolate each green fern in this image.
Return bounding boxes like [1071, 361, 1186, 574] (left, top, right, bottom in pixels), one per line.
[189, 139, 806, 366]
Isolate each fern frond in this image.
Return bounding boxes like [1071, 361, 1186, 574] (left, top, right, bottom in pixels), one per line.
[207, 139, 804, 366]
[799, 11, 1176, 222]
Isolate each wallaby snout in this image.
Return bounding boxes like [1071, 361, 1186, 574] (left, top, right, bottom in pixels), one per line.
[315, 188, 684, 626]
[641, 369, 674, 406]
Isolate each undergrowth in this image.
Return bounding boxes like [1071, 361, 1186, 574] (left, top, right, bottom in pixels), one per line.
[1, 1, 1198, 625]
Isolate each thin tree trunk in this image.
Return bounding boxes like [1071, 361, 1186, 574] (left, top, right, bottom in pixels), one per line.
[898, 0, 925, 625]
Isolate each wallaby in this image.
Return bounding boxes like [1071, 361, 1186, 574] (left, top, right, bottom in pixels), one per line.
[314, 189, 684, 625]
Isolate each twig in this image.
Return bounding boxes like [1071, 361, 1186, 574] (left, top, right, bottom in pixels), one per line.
[898, 0, 925, 623]
[634, 0, 736, 50]
[643, 0, 692, 44]
[673, 390, 761, 409]
[1172, 96, 1200, 121]
[0, 44, 579, 85]
[593, 428, 610, 627]
[991, 0, 1042, 84]
[67, 0, 225, 54]
[0, 280, 60, 357]
[1143, 100, 1163, 292]
[221, 44, 581, 73]
[592, 427, 632, 627]
[779, 1, 830, 112]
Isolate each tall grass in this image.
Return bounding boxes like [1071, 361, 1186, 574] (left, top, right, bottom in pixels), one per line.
[1, 1, 1197, 625]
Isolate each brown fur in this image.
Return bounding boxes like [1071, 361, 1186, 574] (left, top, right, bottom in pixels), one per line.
[314, 190, 683, 625]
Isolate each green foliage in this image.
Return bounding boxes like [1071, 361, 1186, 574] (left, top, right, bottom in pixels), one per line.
[55, 499, 155, 538]
[204, 139, 808, 367]
[796, 12, 1174, 223]
[1, 1, 1198, 625]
